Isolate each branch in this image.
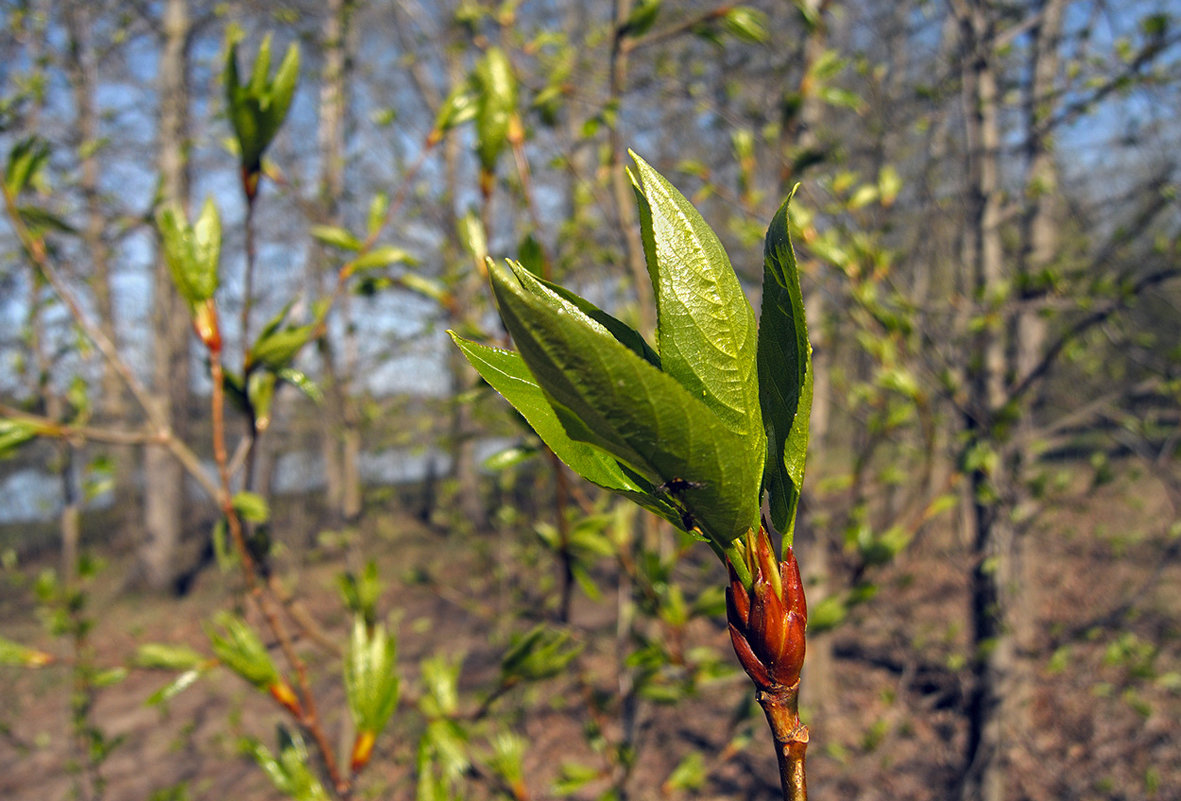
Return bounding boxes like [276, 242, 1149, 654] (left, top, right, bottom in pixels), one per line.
[622, 5, 731, 54]
[1008, 266, 1181, 407]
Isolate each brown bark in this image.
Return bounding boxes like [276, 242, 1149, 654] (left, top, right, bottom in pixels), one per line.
[1008, 0, 1066, 773]
[140, 0, 192, 592]
[955, 3, 1011, 800]
[63, 3, 136, 538]
[313, 0, 365, 523]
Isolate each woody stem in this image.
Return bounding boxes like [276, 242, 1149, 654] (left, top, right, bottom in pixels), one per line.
[757, 682, 808, 801]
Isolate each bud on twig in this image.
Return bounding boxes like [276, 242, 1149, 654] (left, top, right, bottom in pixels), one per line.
[726, 526, 807, 691]
[726, 525, 810, 801]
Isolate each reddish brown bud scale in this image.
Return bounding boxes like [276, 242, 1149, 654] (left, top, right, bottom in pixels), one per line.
[350, 730, 376, 774]
[268, 679, 304, 718]
[726, 529, 807, 691]
[193, 300, 221, 354]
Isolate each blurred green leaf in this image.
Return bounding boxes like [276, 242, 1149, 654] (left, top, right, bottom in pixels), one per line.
[206, 611, 280, 690]
[4, 136, 49, 196]
[431, 82, 479, 141]
[723, 6, 769, 43]
[247, 727, 330, 801]
[553, 761, 601, 796]
[338, 561, 383, 626]
[249, 321, 315, 372]
[225, 34, 300, 174]
[0, 418, 42, 459]
[0, 634, 53, 667]
[135, 643, 206, 671]
[663, 751, 707, 792]
[310, 224, 362, 252]
[418, 653, 462, 719]
[157, 198, 221, 307]
[474, 47, 517, 172]
[352, 245, 415, 272]
[345, 617, 400, 736]
[233, 491, 270, 524]
[620, 0, 661, 37]
[499, 624, 582, 683]
[146, 668, 203, 707]
[367, 192, 389, 238]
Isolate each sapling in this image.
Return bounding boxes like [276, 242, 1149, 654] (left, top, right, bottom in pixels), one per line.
[452, 152, 813, 800]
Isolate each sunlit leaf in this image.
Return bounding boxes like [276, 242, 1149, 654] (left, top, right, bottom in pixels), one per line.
[757, 191, 812, 543]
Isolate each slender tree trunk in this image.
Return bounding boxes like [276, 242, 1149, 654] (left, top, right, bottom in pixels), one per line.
[442, 52, 488, 530]
[1008, 0, 1065, 773]
[140, 0, 192, 592]
[63, 3, 135, 537]
[314, 0, 365, 523]
[956, 4, 1011, 800]
[609, 0, 656, 337]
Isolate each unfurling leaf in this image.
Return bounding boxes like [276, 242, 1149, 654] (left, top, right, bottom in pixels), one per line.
[247, 727, 330, 801]
[225, 34, 300, 177]
[473, 47, 518, 173]
[757, 190, 812, 543]
[157, 197, 221, 307]
[344, 617, 400, 771]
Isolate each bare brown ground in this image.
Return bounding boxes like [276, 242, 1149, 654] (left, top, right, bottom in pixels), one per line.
[1, 470, 1178, 801]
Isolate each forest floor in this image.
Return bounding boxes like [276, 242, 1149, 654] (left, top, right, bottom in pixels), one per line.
[0, 467, 1178, 801]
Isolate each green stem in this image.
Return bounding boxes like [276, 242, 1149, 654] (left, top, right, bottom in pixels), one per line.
[757, 683, 808, 801]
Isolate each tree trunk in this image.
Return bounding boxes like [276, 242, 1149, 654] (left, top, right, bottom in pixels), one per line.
[63, 3, 136, 537]
[1008, 0, 1065, 774]
[139, 0, 192, 592]
[441, 55, 488, 529]
[956, 4, 1011, 800]
[314, 0, 364, 524]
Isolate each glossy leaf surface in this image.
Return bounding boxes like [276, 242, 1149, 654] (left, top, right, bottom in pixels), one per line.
[757, 193, 812, 542]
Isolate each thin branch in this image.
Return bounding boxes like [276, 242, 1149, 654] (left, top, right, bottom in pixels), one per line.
[1008, 267, 1181, 407]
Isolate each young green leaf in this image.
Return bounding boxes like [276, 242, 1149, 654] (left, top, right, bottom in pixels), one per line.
[310, 224, 362, 252]
[225, 34, 300, 175]
[247, 727, 331, 801]
[628, 152, 763, 445]
[533, 273, 660, 367]
[352, 245, 415, 272]
[0, 418, 42, 459]
[206, 611, 280, 690]
[757, 192, 813, 542]
[451, 335, 641, 491]
[146, 668, 203, 707]
[157, 197, 221, 307]
[134, 643, 207, 671]
[474, 47, 517, 173]
[450, 333, 685, 528]
[499, 624, 582, 683]
[489, 258, 761, 549]
[4, 137, 49, 196]
[344, 617, 400, 745]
